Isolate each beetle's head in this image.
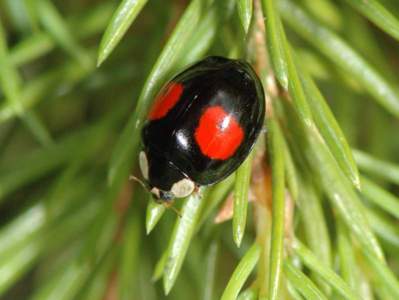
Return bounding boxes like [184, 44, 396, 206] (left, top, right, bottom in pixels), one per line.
[139, 150, 195, 202]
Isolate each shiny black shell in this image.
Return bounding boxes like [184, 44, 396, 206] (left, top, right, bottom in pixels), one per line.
[141, 56, 265, 193]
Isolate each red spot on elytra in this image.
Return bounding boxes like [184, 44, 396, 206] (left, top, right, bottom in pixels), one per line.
[149, 82, 183, 120]
[195, 106, 244, 160]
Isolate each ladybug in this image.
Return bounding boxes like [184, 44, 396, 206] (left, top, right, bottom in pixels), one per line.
[139, 56, 265, 201]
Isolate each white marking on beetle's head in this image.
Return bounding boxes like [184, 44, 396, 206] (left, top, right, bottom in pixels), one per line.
[171, 178, 195, 198]
[150, 187, 160, 199]
[139, 151, 149, 180]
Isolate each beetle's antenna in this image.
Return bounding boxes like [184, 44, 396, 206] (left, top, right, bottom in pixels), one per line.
[170, 205, 182, 218]
[129, 175, 147, 189]
[171, 205, 182, 218]
[163, 202, 182, 218]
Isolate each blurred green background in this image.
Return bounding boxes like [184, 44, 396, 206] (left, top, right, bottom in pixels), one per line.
[0, 0, 399, 299]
